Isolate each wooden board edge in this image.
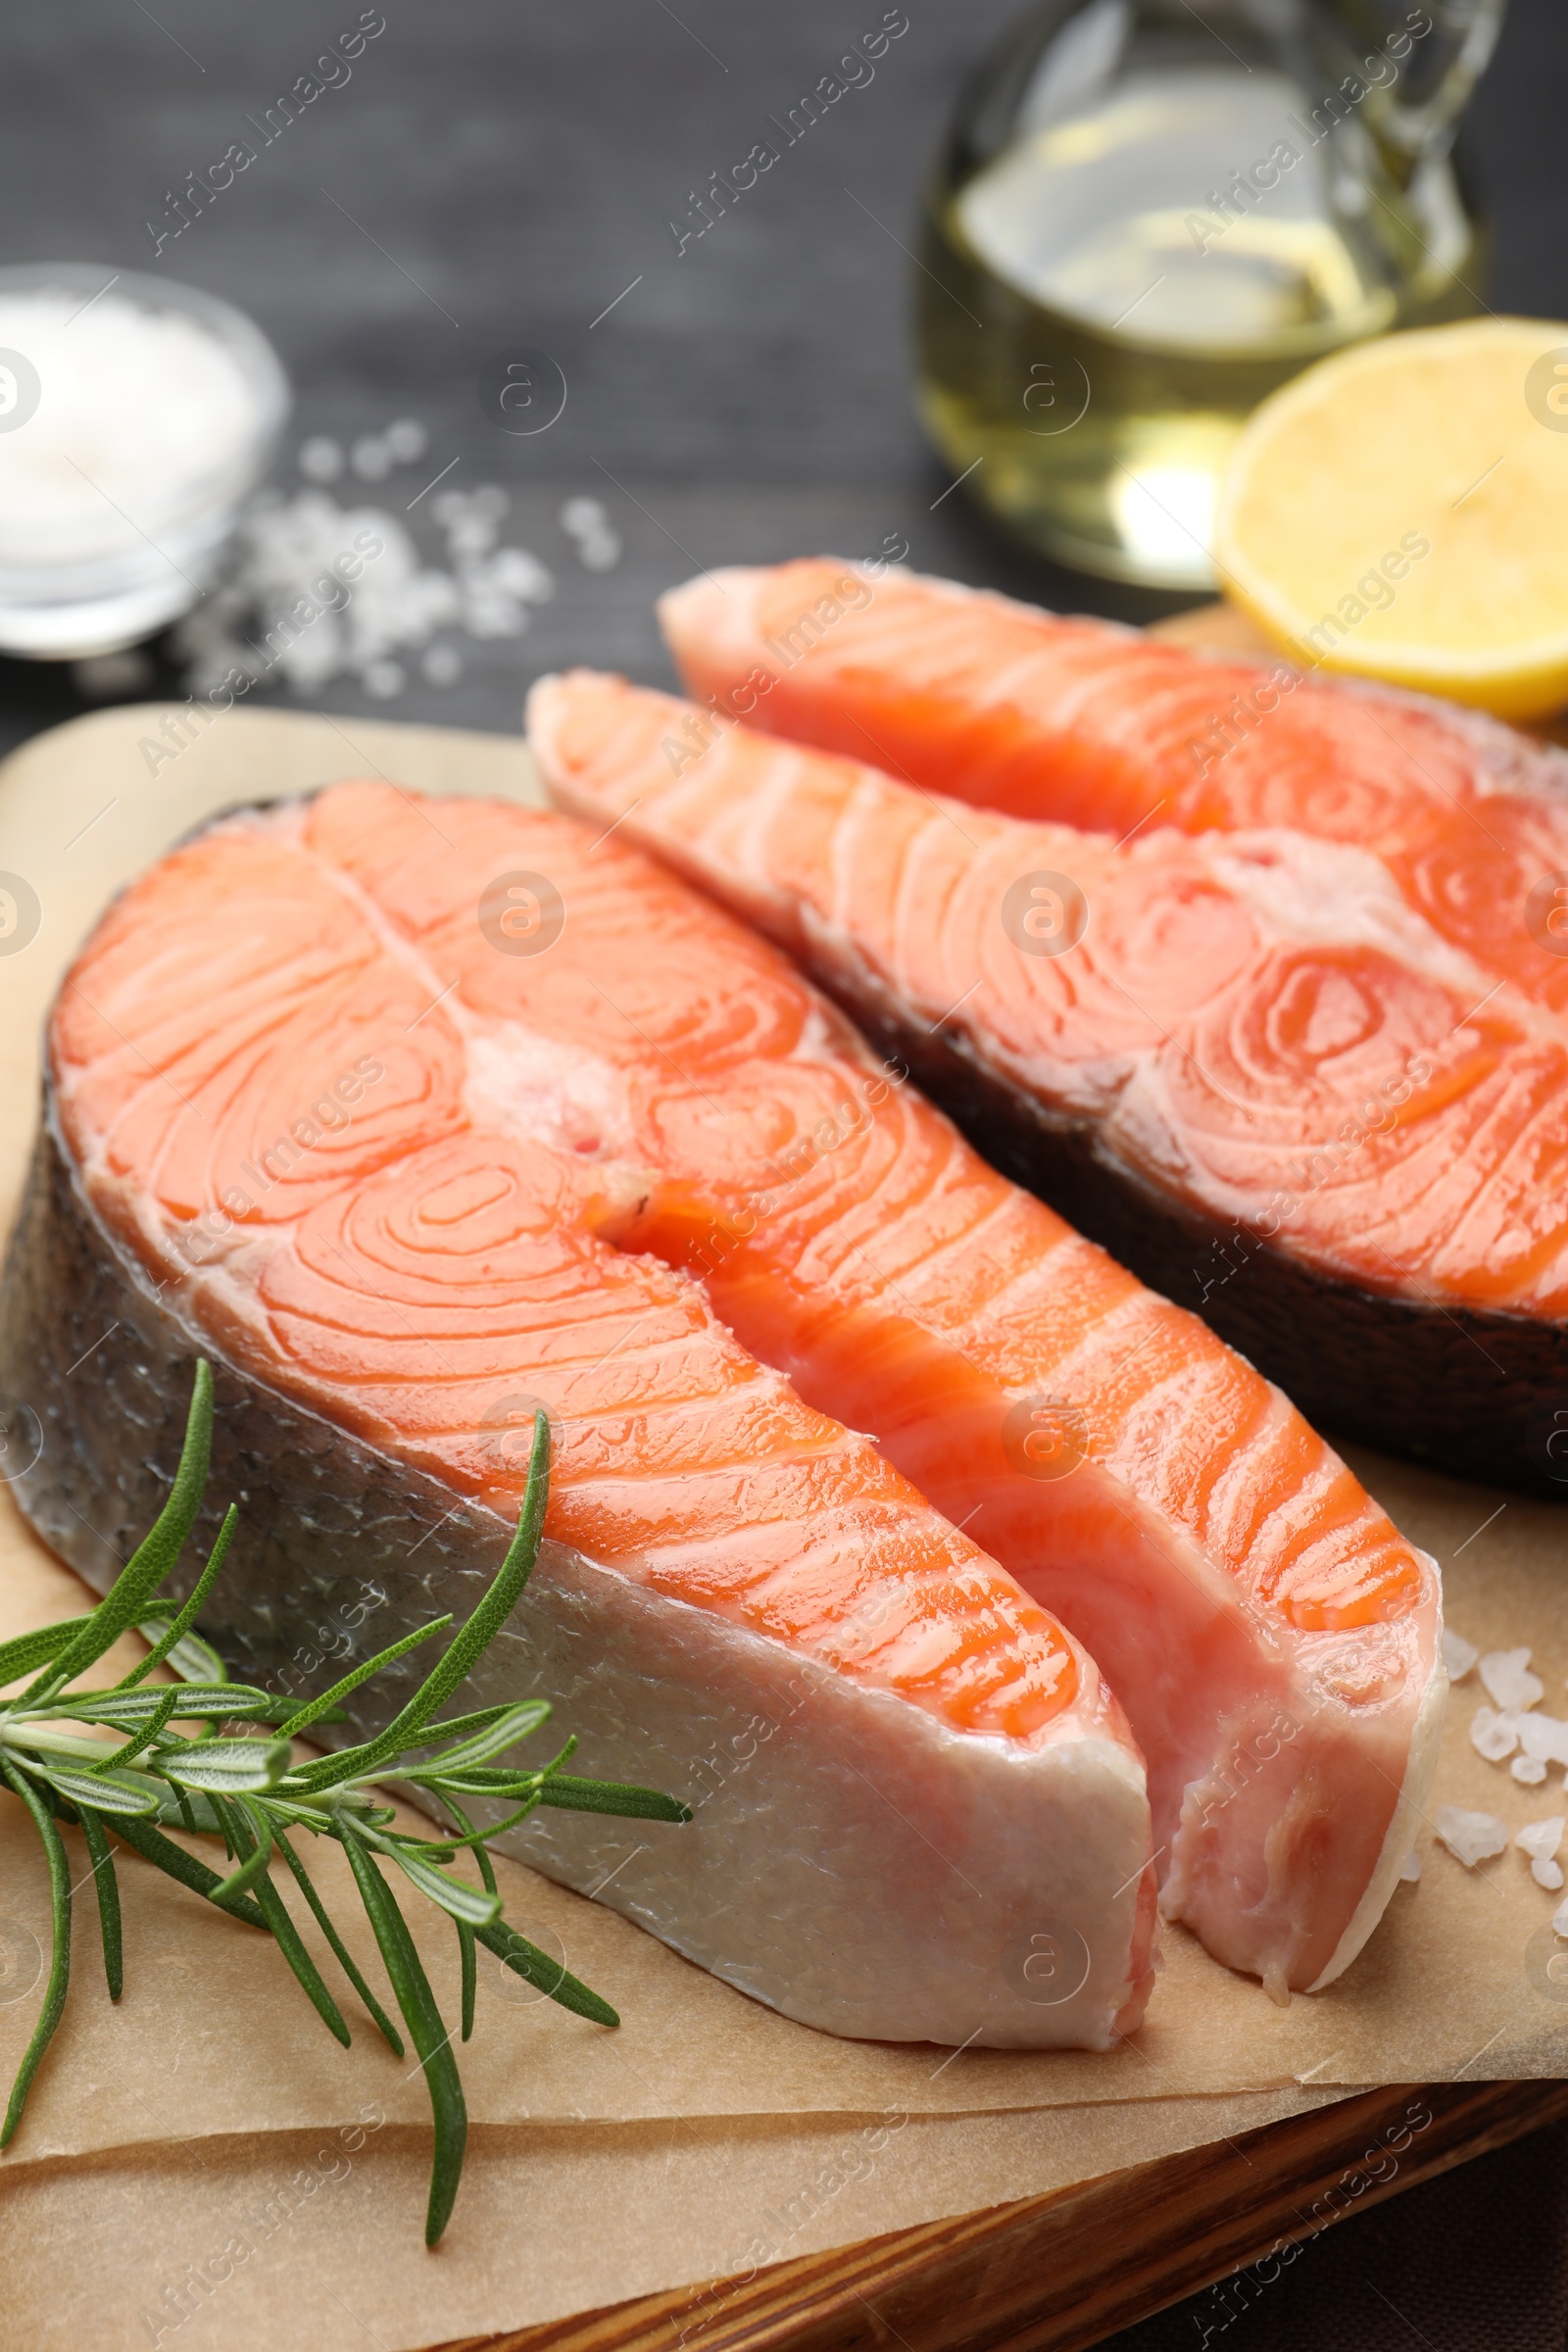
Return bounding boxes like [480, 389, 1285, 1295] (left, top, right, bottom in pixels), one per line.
[429, 2080, 1568, 2352]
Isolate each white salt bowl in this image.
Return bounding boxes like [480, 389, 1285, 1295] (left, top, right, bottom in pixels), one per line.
[0, 264, 290, 659]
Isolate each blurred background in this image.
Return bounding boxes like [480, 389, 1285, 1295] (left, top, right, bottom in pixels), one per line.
[0, 0, 1559, 760]
[2, 6, 1566, 2341]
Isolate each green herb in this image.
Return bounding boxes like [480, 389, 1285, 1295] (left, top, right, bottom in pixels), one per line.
[0, 1361, 689, 2244]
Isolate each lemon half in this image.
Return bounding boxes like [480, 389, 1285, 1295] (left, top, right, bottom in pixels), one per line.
[1214, 318, 1568, 720]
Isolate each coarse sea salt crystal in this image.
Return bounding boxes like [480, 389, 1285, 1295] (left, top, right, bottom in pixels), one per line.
[1479, 1647, 1544, 1712]
[1514, 1755, 1548, 1785]
[1519, 1713, 1568, 1766]
[560, 493, 623, 570]
[1442, 1628, 1479, 1680]
[1535, 1858, 1566, 1890]
[421, 643, 463, 687]
[1471, 1705, 1520, 1762]
[1398, 1850, 1421, 1883]
[1435, 1806, 1508, 1867]
[561, 497, 607, 536]
[1554, 1896, 1568, 1938]
[352, 433, 393, 481]
[299, 435, 344, 483]
[1516, 1817, 1565, 1862]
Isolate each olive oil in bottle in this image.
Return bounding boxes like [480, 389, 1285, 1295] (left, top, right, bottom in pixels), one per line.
[916, 1, 1498, 588]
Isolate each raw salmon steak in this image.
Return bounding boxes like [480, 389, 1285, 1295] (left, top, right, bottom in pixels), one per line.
[2, 782, 1157, 2049]
[660, 560, 1568, 1491]
[533, 678, 1446, 2001]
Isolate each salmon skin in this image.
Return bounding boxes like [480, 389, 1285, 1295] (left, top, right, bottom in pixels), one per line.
[533, 679, 1446, 2003]
[660, 561, 1568, 1494]
[1, 782, 1157, 2051]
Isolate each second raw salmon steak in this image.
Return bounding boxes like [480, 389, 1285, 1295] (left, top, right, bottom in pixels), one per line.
[658, 561, 1568, 1492]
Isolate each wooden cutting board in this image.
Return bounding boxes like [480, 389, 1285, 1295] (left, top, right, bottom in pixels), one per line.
[438, 2082, 1568, 2352]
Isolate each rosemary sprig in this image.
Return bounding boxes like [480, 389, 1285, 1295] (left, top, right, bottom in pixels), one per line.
[0, 1362, 689, 2245]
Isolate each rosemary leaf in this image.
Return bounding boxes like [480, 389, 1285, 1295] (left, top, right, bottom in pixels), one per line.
[91, 1686, 181, 1773]
[342, 1830, 466, 2247]
[75, 1807, 124, 2001]
[537, 1775, 693, 1823]
[0, 1617, 77, 1690]
[275, 1615, 452, 1743]
[20, 1363, 214, 1705]
[441, 1795, 499, 1901]
[125, 1504, 238, 1687]
[306, 1414, 549, 1795]
[404, 1699, 554, 1778]
[458, 1921, 476, 2043]
[26, 1761, 165, 1818]
[472, 1920, 619, 2027]
[222, 1800, 351, 2049]
[104, 1812, 270, 1930]
[380, 1838, 503, 1929]
[133, 1622, 230, 1689]
[273, 1830, 404, 2055]
[0, 1761, 73, 2146]
[388, 1700, 525, 1748]
[207, 1793, 276, 1907]
[413, 1795, 542, 1850]
[74, 1685, 288, 1727]
[161, 1737, 291, 1794]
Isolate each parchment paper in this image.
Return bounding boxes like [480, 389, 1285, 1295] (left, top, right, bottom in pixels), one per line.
[3, 2096, 1353, 2352]
[0, 692, 1563, 2351]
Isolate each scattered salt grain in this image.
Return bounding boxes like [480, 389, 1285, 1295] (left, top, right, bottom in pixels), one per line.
[1514, 1755, 1548, 1785]
[435, 486, 508, 528]
[385, 416, 427, 464]
[351, 433, 394, 482]
[1479, 1647, 1544, 1712]
[1515, 1818, 1564, 1862]
[1434, 1805, 1508, 1867]
[560, 493, 621, 571]
[447, 511, 500, 560]
[1471, 1705, 1520, 1762]
[1554, 1896, 1568, 1938]
[1398, 1849, 1421, 1883]
[299, 435, 344, 484]
[1442, 1629, 1479, 1681]
[486, 548, 554, 602]
[1534, 1858, 1565, 1890]
[463, 592, 527, 639]
[1518, 1712, 1568, 1766]
[170, 429, 558, 707]
[420, 643, 463, 687]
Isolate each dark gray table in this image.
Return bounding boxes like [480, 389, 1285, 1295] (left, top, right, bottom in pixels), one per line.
[2, 5, 1565, 2345]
